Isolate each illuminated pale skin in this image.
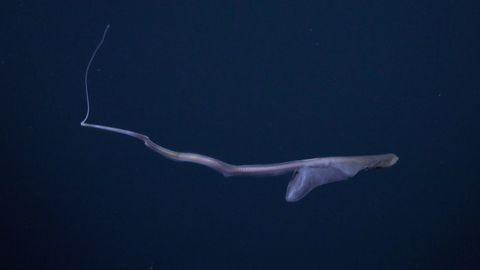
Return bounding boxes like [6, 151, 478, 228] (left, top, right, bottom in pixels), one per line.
[81, 25, 398, 202]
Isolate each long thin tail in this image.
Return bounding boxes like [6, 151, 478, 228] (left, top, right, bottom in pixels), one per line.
[80, 25, 152, 142]
[81, 24, 110, 125]
[80, 25, 151, 142]
[79, 25, 182, 161]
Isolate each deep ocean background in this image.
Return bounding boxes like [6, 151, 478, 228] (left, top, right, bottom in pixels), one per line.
[2, 1, 480, 269]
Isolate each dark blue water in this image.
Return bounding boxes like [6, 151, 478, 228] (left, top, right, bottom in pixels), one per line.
[3, 1, 480, 269]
